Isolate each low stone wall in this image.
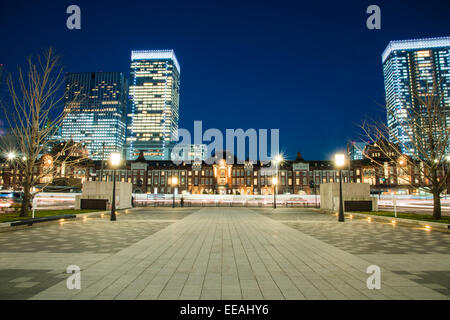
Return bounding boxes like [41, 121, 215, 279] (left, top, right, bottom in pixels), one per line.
[320, 183, 377, 211]
[75, 181, 133, 210]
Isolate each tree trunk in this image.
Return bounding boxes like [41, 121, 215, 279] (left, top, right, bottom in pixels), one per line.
[20, 181, 31, 217]
[432, 190, 441, 220]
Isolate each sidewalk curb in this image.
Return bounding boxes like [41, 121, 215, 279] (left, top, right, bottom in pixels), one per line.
[317, 208, 450, 233]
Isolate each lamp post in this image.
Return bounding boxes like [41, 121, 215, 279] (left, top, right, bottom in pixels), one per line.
[171, 176, 178, 208]
[110, 152, 121, 221]
[272, 177, 278, 208]
[446, 156, 450, 199]
[335, 153, 345, 222]
[6, 152, 16, 189]
[272, 155, 283, 209]
[314, 183, 318, 208]
[100, 142, 105, 182]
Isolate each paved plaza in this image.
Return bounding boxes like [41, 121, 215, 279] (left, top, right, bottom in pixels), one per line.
[0, 207, 449, 300]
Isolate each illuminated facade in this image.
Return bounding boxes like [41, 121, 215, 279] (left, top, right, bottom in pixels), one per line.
[61, 72, 128, 160]
[91, 151, 357, 195]
[2, 150, 449, 196]
[382, 37, 450, 155]
[127, 50, 180, 160]
[88, 154, 438, 196]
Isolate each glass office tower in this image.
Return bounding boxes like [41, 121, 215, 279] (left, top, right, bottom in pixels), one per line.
[382, 37, 450, 156]
[127, 50, 180, 160]
[347, 141, 368, 160]
[61, 72, 128, 160]
[171, 144, 208, 162]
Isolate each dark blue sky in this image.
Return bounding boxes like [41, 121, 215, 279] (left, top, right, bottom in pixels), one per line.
[1, 0, 449, 160]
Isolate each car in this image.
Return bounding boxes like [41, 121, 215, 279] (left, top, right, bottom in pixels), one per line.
[0, 191, 32, 211]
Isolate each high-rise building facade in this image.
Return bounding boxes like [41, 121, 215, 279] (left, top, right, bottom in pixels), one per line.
[61, 72, 128, 160]
[347, 141, 368, 160]
[44, 119, 62, 153]
[127, 50, 180, 160]
[171, 144, 208, 162]
[382, 37, 450, 155]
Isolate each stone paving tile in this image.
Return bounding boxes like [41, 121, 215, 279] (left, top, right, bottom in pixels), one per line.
[0, 213, 180, 254]
[258, 208, 449, 300]
[33, 208, 449, 299]
[282, 213, 450, 255]
[253, 208, 331, 222]
[0, 269, 64, 300]
[0, 208, 192, 299]
[0, 252, 110, 270]
[391, 270, 450, 297]
[116, 208, 197, 221]
[2, 207, 449, 300]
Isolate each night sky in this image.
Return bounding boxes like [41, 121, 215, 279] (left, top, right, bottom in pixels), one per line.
[1, 0, 449, 161]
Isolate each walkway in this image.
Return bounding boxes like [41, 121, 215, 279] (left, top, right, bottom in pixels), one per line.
[25, 207, 448, 300]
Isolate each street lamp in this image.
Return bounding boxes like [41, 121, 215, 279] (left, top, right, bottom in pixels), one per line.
[272, 177, 278, 209]
[272, 155, 283, 209]
[171, 176, 178, 208]
[110, 152, 121, 221]
[274, 154, 283, 163]
[7, 152, 16, 161]
[6, 152, 16, 189]
[335, 153, 345, 222]
[446, 156, 450, 199]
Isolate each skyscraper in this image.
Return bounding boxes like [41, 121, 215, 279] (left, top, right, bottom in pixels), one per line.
[171, 144, 208, 162]
[127, 50, 180, 160]
[347, 141, 368, 160]
[61, 72, 128, 160]
[382, 37, 450, 155]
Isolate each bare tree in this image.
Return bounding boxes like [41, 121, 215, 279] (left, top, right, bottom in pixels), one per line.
[0, 48, 86, 217]
[360, 82, 450, 219]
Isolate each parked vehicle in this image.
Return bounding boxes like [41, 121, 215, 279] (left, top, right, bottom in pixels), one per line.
[0, 191, 32, 211]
